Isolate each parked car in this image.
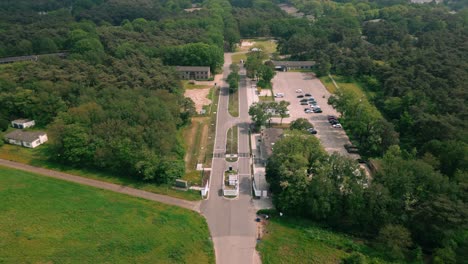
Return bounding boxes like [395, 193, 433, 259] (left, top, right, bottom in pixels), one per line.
[300, 98, 308, 102]
[297, 95, 304, 98]
[309, 101, 318, 106]
[312, 105, 321, 109]
[330, 119, 339, 125]
[295, 89, 303, 93]
[300, 102, 308, 105]
[274, 93, 284, 98]
[327, 115, 337, 121]
[304, 108, 313, 113]
[304, 93, 312, 97]
[332, 123, 342, 128]
[307, 128, 317, 134]
[313, 108, 322, 113]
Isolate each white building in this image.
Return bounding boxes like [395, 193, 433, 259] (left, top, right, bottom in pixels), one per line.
[11, 119, 35, 129]
[4, 130, 48, 148]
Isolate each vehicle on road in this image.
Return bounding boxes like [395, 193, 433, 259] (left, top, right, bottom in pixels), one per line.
[295, 89, 303, 93]
[297, 95, 304, 98]
[332, 123, 342, 128]
[345, 144, 359, 154]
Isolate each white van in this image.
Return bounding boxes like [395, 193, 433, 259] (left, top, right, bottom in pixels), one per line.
[274, 93, 285, 98]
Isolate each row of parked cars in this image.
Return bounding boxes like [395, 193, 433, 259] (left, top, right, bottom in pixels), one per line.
[328, 115, 342, 128]
[298, 93, 323, 113]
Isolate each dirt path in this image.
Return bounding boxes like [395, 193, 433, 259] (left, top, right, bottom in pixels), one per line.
[0, 159, 201, 212]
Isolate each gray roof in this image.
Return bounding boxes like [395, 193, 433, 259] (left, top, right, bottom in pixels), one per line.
[4, 130, 46, 143]
[12, 119, 34, 124]
[175, 66, 210, 72]
[271, 60, 315, 67]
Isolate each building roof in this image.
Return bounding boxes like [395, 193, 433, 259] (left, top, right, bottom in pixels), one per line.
[11, 119, 34, 124]
[271, 60, 315, 67]
[261, 128, 284, 158]
[4, 130, 46, 143]
[175, 66, 210, 72]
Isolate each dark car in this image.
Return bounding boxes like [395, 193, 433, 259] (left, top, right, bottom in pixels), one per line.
[327, 115, 337, 121]
[307, 127, 317, 134]
[313, 108, 322, 113]
[297, 95, 304, 98]
[300, 102, 308, 105]
[304, 93, 312, 97]
[300, 98, 308, 102]
[330, 119, 339, 125]
[344, 144, 359, 154]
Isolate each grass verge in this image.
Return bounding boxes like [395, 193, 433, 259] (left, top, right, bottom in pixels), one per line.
[320, 75, 366, 98]
[228, 89, 239, 117]
[257, 216, 389, 264]
[231, 53, 247, 64]
[182, 80, 212, 90]
[0, 144, 201, 201]
[203, 86, 220, 168]
[182, 117, 209, 186]
[0, 166, 214, 263]
[226, 126, 238, 160]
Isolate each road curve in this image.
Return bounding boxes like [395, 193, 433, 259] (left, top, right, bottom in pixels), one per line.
[0, 159, 201, 212]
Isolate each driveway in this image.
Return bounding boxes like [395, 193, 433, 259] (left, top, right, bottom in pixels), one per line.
[271, 72, 358, 158]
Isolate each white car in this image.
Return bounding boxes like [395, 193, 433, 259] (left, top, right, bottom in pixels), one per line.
[274, 93, 284, 98]
[295, 89, 303, 93]
[332, 123, 342, 128]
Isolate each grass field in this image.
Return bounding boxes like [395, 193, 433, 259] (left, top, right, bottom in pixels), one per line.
[320, 75, 366, 98]
[0, 144, 201, 201]
[0, 166, 214, 263]
[182, 117, 208, 186]
[228, 89, 239, 117]
[257, 216, 389, 264]
[239, 39, 278, 54]
[231, 53, 247, 64]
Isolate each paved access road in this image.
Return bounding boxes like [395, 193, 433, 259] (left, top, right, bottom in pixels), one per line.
[0, 159, 201, 212]
[201, 54, 260, 264]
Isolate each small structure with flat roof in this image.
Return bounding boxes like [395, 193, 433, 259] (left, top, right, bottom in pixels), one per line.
[4, 130, 48, 148]
[271, 60, 315, 71]
[11, 119, 35, 129]
[176, 66, 211, 80]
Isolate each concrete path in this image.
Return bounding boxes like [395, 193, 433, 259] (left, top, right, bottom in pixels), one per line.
[0, 159, 201, 212]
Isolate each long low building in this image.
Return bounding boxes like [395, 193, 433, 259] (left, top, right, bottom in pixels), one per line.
[271, 60, 315, 71]
[4, 130, 48, 148]
[176, 66, 211, 80]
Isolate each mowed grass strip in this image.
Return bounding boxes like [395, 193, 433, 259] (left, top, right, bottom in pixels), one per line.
[257, 217, 388, 264]
[0, 145, 201, 201]
[0, 166, 214, 263]
[228, 88, 239, 117]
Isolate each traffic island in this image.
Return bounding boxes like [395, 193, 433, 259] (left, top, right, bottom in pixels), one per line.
[223, 169, 239, 197]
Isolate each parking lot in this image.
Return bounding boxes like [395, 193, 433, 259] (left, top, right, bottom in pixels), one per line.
[271, 72, 358, 157]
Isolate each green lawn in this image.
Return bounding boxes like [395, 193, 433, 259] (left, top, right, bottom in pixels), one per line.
[257, 216, 389, 264]
[0, 144, 201, 201]
[240, 39, 278, 54]
[231, 53, 247, 64]
[226, 126, 238, 156]
[228, 89, 239, 117]
[182, 80, 212, 90]
[0, 166, 214, 263]
[320, 75, 366, 97]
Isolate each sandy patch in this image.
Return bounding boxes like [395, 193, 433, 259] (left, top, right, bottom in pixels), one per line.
[241, 41, 255, 47]
[185, 88, 212, 112]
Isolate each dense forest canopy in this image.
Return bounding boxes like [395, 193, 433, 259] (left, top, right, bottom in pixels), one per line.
[0, 0, 230, 183]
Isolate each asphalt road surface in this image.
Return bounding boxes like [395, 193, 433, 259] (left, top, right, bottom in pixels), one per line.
[201, 53, 260, 264]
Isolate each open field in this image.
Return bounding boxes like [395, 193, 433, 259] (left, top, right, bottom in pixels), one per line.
[231, 53, 247, 65]
[320, 75, 366, 98]
[257, 216, 389, 264]
[0, 144, 201, 201]
[182, 117, 209, 186]
[239, 39, 277, 54]
[0, 166, 214, 263]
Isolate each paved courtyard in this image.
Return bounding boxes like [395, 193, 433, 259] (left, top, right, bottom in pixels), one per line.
[271, 72, 359, 158]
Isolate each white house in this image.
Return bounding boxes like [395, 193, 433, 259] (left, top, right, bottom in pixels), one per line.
[4, 130, 48, 148]
[11, 119, 35, 129]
